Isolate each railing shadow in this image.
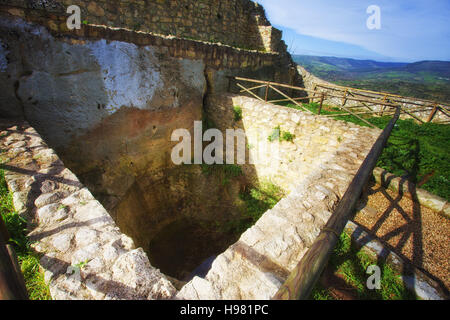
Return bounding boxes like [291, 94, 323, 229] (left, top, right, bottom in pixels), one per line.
[356, 173, 449, 296]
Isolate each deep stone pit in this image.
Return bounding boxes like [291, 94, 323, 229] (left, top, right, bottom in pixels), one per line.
[0, 95, 382, 299]
[108, 164, 254, 282]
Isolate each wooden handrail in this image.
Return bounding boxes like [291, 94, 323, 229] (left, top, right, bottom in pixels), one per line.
[229, 76, 449, 124]
[232, 76, 318, 94]
[315, 83, 450, 110]
[273, 107, 401, 300]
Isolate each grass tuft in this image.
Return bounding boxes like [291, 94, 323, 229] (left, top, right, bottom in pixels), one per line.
[0, 168, 51, 300]
[233, 106, 243, 122]
[311, 232, 417, 300]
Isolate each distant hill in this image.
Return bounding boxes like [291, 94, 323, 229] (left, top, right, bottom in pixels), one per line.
[293, 55, 450, 104]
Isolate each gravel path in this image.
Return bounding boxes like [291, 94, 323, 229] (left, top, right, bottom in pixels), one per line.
[353, 182, 450, 290]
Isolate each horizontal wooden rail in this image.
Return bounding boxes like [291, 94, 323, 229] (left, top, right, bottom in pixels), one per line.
[273, 107, 401, 300]
[321, 91, 400, 108]
[315, 83, 450, 110]
[232, 76, 317, 94]
[229, 76, 449, 125]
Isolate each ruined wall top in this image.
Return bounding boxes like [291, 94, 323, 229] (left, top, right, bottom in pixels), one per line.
[2, 0, 282, 52]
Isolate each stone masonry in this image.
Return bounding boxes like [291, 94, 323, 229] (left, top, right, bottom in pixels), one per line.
[2, 0, 282, 53]
[0, 119, 176, 300]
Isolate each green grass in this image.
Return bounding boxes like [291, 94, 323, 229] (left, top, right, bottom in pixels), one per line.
[0, 169, 51, 300]
[200, 163, 242, 178]
[368, 117, 450, 200]
[311, 232, 417, 300]
[229, 181, 284, 234]
[280, 102, 450, 200]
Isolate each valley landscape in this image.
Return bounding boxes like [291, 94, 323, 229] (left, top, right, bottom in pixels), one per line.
[293, 55, 450, 104]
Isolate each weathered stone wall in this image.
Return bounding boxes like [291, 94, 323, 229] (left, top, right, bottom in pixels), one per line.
[297, 65, 449, 123]
[0, 119, 176, 300]
[2, 0, 283, 53]
[205, 94, 381, 193]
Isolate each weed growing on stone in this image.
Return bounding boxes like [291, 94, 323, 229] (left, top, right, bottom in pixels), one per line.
[201, 164, 242, 178]
[233, 105, 243, 121]
[281, 131, 295, 142]
[268, 126, 280, 142]
[0, 169, 51, 300]
[268, 126, 295, 143]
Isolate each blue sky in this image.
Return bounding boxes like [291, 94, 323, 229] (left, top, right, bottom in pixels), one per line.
[256, 0, 450, 62]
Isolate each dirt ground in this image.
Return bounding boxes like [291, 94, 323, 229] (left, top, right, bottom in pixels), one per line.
[354, 182, 449, 290]
[318, 181, 449, 300]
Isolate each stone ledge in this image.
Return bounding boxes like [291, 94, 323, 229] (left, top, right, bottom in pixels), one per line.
[0, 119, 176, 300]
[372, 167, 449, 219]
[176, 95, 380, 300]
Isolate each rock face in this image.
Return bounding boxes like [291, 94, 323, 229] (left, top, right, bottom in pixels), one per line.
[0, 14, 206, 210]
[0, 16, 205, 147]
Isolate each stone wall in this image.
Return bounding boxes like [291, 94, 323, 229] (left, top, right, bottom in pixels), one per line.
[205, 94, 381, 193]
[297, 65, 449, 123]
[177, 94, 381, 299]
[2, 0, 283, 53]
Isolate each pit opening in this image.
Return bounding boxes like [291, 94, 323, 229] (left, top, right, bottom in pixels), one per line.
[107, 163, 284, 283]
[56, 98, 288, 286]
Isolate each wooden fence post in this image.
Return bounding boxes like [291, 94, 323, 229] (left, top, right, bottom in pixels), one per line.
[0, 215, 10, 244]
[264, 82, 270, 101]
[380, 96, 388, 116]
[427, 105, 438, 123]
[311, 84, 317, 104]
[0, 242, 29, 300]
[0, 215, 28, 300]
[341, 89, 348, 107]
[318, 93, 325, 115]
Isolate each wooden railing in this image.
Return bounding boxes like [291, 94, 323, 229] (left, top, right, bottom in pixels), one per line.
[0, 215, 29, 300]
[228, 76, 450, 126]
[273, 107, 401, 300]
